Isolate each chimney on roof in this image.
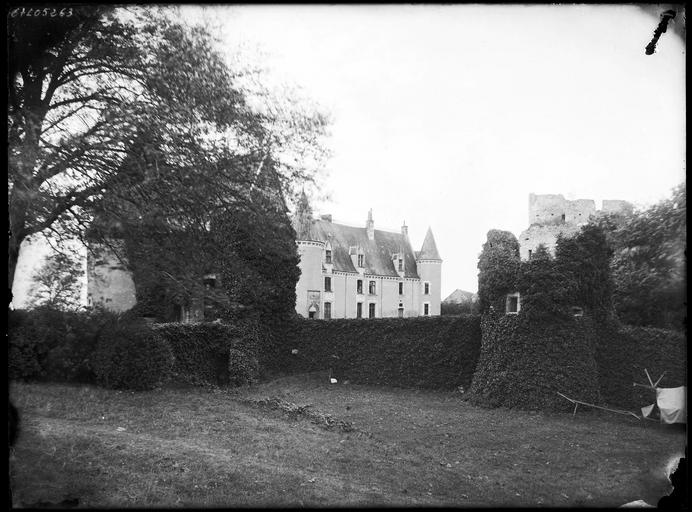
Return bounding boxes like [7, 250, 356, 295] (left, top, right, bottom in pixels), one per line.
[401, 221, 408, 238]
[366, 209, 375, 240]
[320, 214, 332, 222]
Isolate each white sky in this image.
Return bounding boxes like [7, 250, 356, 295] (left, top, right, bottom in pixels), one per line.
[12, 4, 685, 307]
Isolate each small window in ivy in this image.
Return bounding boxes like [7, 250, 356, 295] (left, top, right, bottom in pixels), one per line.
[324, 276, 332, 292]
[505, 293, 520, 314]
[571, 306, 584, 317]
[357, 279, 363, 294]
[325, 249, 332, 264]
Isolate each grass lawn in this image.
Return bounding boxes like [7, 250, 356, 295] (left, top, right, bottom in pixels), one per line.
[10, 372, 686, 507]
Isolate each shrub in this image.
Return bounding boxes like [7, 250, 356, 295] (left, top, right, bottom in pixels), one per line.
[228, 348, 260, 386]
[8, 320, 46, 380]
[154, 320, 265, 386]
[92, 318, 174, 390]
[468, 314, 601, 411]
[268, 315, 481, 390]
[41, 311, 102, 383]
[8, 306, 97, 382]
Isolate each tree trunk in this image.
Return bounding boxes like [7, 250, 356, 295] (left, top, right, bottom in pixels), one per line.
[8, 235, 22, 307]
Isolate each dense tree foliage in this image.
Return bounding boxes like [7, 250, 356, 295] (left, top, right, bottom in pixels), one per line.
[8, 5, 329, 309]
[477, 230, 520, 314]
[591, 184, 685, 331]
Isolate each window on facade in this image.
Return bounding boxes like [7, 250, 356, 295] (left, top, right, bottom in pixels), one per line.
[561, 214, 566, 221]
[424, 282, 430, 295]
[398, 307, 404, 318]
[324, 302, 331, 319]
[399, 282, 404, 295]
[369, 280, 376, 295]
[324, 276, 331, 292]
[357, 279, 363, 294]
[368, 303, 376, 318]
[424, 303, 429, 316]
[325, 250, 332, 264]
[398, 258, 403, 271]
[358, 254, 364, 267]
[528, 249, 532, 260]
[356, 302, 363, 318]
[506, 293, 520, 314]
[308, 311, 316, 319]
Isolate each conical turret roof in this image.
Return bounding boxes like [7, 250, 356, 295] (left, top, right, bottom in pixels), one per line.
[418, 227, 442, 260]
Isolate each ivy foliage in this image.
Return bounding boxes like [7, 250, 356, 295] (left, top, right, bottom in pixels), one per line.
[516, 244, 573, 321]
[153, 321, 265, 386]
[91, 317, 174, 391]
[468, 314, 601, 411]
[477, 230, 520, 314]
[554, 224, 613, 321]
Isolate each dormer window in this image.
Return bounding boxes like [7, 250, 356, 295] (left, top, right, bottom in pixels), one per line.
[358, 254, 364, 267]
[398, 258, 403, 271]
[325, 249, 332, 264]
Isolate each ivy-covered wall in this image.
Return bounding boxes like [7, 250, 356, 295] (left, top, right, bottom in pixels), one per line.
[468, 314, 601, 411]
[269, 315, 482, 390]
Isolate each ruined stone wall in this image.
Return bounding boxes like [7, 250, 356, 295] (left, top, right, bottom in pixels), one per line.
[522, 193, 632, 260]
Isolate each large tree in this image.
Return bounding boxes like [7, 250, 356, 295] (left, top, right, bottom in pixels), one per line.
[591, 183, 685, 330]
[8, 6, 329, 304]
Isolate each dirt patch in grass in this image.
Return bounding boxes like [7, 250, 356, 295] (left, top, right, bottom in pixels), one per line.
[10, 375, 685, 507]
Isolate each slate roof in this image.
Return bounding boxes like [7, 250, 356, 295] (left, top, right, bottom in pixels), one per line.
[418, 227, 442, 260]
[306, 219, 420, 278]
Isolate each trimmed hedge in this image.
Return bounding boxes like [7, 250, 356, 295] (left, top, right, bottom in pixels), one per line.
[91, 320, 174, 390]
[8, 307, 107, 383]
[153, 321, 265, 386]
[468, 314, 601, 411]
[593, 320, 641, 409]
[270, 315, 481, 391]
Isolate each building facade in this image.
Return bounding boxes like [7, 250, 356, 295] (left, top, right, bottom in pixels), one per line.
[294, 210, 442, 319]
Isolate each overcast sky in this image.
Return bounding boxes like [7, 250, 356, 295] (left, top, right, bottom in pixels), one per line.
[12, 4, 685, 307]
[201, 4, 686, 297]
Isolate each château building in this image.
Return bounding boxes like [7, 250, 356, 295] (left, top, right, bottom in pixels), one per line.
[293, 205, 442, 319]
